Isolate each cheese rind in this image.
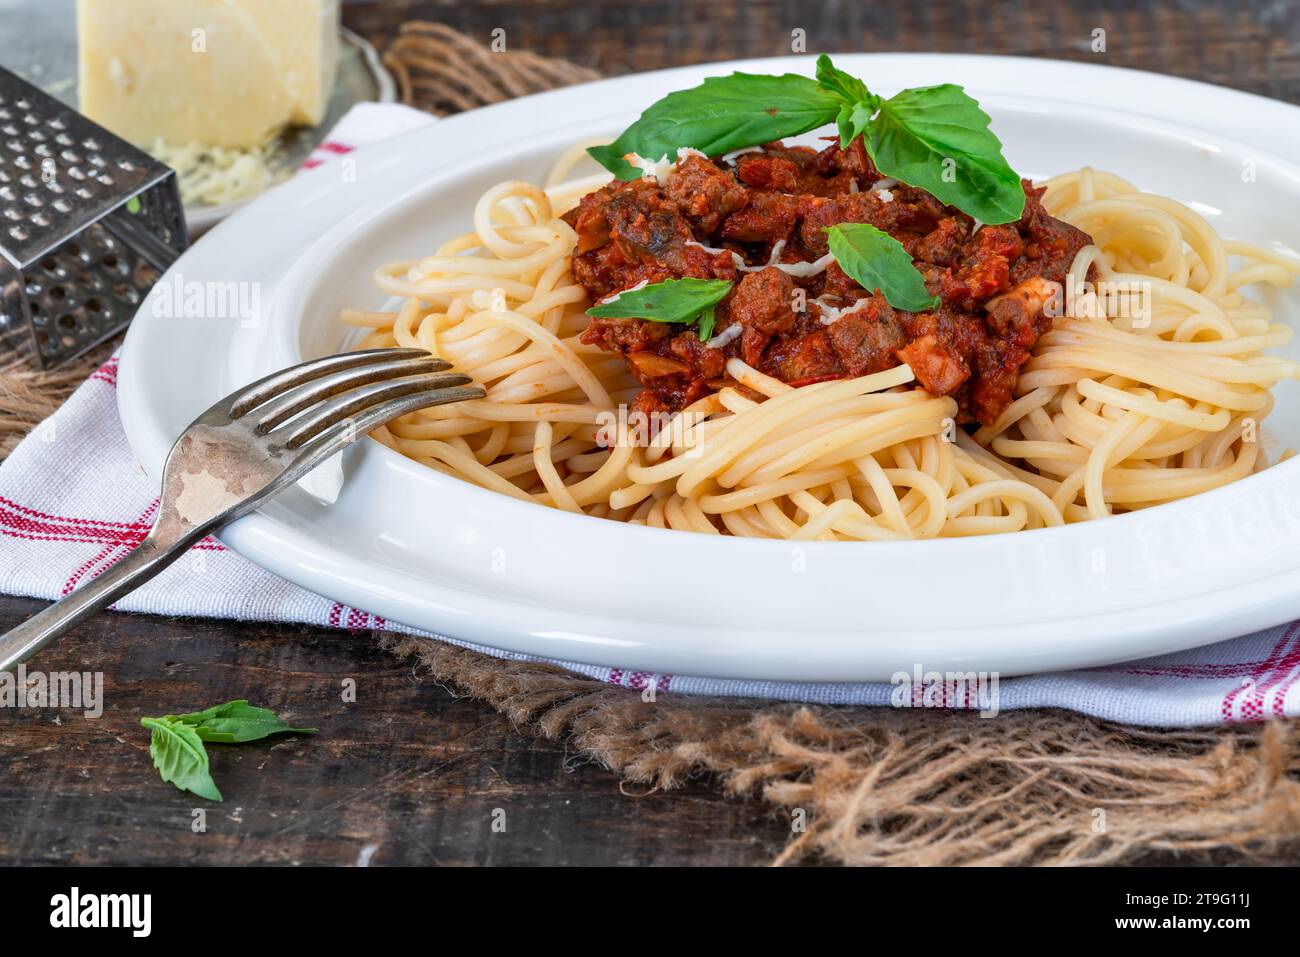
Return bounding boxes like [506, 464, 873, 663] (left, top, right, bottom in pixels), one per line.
[77, 0, 341, 149]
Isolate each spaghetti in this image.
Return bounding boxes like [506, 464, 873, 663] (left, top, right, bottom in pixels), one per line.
[343, 149, 1298, 540]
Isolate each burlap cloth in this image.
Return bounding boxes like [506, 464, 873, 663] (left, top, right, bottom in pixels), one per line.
[4, 22, 1299, 866]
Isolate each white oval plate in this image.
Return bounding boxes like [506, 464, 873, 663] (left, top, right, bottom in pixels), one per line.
[118, 55, 1300, 682]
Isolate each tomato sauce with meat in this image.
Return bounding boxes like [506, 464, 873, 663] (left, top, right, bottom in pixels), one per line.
[563, 138, 1093, 426]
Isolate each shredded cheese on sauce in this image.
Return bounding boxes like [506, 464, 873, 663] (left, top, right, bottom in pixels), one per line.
[689, 237, 835, 278]
[597, 278, 650, 304]
[720, 145, 763, 164]
[687, 240, 747, 271]
[686, 239, 733, 255]
[811, 295, 873, 326]
[705, 322, 744, 349]
[624, 148, 709, 185]
[741, 240, 828, 276]
[759, 253, 835, 278]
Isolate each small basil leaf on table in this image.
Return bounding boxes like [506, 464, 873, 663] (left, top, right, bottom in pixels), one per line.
[826, 224, 941, 313]
[866, 84, 1026, 224]
[141, 700, 317, 801]
[141, 716, 222, 802]
[588, 278, 733, 341]
[170, 699, 318, 744]
[588, 73, 843, 180]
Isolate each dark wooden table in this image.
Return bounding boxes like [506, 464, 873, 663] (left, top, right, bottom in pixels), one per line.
[3, 0, 1298, 867]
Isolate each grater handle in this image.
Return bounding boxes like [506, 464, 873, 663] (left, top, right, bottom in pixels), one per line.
[0, 526, 198, 672]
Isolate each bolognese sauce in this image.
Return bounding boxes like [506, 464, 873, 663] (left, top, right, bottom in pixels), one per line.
[564, 138, 1092, 426]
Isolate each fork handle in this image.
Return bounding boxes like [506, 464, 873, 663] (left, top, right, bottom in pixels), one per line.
[0, 530, 199, 672]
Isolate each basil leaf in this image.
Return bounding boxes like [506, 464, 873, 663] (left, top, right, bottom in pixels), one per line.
[815, 54, 878, 113]
[836, 100, 876, 151]
[170, 699, 318, 744]
[588, 278, 733, 340]
[141, 717, 222, 802]
[697, 305, 718, 342]
[867, 84, 1025, 224]
[826, 224, 940, 313]
[589, 73, 842, 180]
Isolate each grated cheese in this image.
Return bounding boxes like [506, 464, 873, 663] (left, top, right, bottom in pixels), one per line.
[745, 252, 835, 278]
[687, 240, 746, 270]
[686, 239, 730, 255]
[596, 279, 650, 305]
[811, 295, 874, 326]
[625, 147, 710, 186]
[150, 139, 286, 207]
[625, 152, 675, 185]
[720, 145, 763, 164]
[706, 323, 744, 349]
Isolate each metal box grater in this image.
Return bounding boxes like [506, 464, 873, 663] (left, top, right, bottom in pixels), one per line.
[0, 65, 187, 369]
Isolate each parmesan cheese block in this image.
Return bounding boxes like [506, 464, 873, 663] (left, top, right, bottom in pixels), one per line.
[77, 0, 341, 149]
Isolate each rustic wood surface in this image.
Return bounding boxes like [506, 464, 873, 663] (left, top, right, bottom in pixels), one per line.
[347, 0, 1300, 105]
[0, 594, 790, 865]
[3, 0, 1298, 866]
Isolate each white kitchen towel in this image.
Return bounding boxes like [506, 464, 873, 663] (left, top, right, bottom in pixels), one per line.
[2, 105, 1297, 727]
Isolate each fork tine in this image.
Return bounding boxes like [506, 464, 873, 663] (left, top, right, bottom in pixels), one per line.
[289, 384, 486, 453]
[229, 348, 439, 419]
[252, 357, 464, 433]
[279, 373, 476, 448]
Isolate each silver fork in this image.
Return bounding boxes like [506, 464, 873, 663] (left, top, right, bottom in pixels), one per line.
[0, 347, 483, 671]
